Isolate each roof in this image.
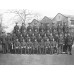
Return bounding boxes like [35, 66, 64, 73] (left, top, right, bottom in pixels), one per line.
[29, 19, 41, 27]
[52, 13, 68, 25]
[31, 19, 39, 23]
[40, 16, 52, 24]
[53, 13, 68, 20]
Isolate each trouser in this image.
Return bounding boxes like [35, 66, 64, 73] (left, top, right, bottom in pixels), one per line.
[40, 48, 44, 54]
[33, 48, 38, 54]
[22, 48, 26, 54]
[45, 47, 49, 54]
[38, 48, 40, 54]
[63, 44, 67, 53]
[26, 48, 32, 54]
[53, 47, 57, 53]
[14, 48, 20, 54]
[2, 44, 7, 54]
[29, 48, 32, 54]
[50, 47, 54, 54]
[13, 48, 18, 54]
[7, 44, 12, 53]
[67, 45, 72, 55]
[58, 44, 63, 54]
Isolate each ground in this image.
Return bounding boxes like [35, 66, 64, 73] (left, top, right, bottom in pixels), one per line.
[0, 48, 74, 65]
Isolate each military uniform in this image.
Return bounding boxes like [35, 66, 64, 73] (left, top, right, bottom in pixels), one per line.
[39, 39, 44, 54]
[18, 34, 24, 42]
[67, 34, 73, 55]
[21, 39, 27, 54]
[52, 40, 58, 54]
[33, 26, 39, 37]
[27, 26, 33, 37]
[50, 39, 54, 54]
[20, 23, 26, 34]
[37, 34, 42, 43]
[6, 35, 13, 53]
[14, 39, 21, 54]
[58, 34, 64, 54]
[49, 34, 53, 41]
[44, 39, 50, 54]
[43, 34, 49, 42]
[1, 37, 7, 54]
[33, 39, 39, 54]
[39, 25, 45, 38]
[26, 39, 33, 54]
[31, 33, 36, 42]
[46, 30, 51, 38]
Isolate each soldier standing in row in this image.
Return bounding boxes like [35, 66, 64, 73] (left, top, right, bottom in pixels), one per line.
[6, 34, 13, 53]
[33, 39, 39, 54]
[58, 34, 64, 54]
[45, 39, 50, 54]
[1, 36, 7, 54]
[26, 38, 33, 54]
[21, 39, 27, 54]
[14, 39, 21, 54]
[67, 34, 73, 55]
[39, 39, 44, 54]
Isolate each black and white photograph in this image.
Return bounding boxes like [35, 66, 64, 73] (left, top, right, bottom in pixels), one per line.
[0, 0, 74, 66]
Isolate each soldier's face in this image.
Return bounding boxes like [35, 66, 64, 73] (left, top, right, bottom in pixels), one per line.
[27, 34, 28, 37]
[16, 39, 18, 41]
[33, 33, 34, 36]
[29, 39, 31, 41]
[35, 39, 37, 41]
[35, 29, 37, 32]
[47, 39, 49, 41]
[30, 29, 31, 31]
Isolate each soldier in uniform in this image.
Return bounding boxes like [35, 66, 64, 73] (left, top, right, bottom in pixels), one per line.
[43, 34, 48, 42]
[64, 33, 68, 54]
[1, 36, 7, 54]
[50, 39, 54, 54]
[14, 39, 21, 54]
[26, 38, 33, 54]
[31, 33, 36, 42]
[44, 38, 50, 54]
[67, 33, 73, 55]
[46, 29, 51, 38]
[6, 34, 13, 53]
[39, 25, 45, 38]
[20, 23, 26, 34]
[37, 33, 42, 43]
[58, 34, 64, 54]
[39, 39, 44, 54]
[27, 25, 33, 38]
[53, 39, 58, 54]
[21, 39, 27, 54]
[33, 26, 39, 38]
[33, 39, 39, 54]
[49, 33, 53, 41]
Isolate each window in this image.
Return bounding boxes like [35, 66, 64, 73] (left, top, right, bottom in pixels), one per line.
[71, 20, 74, 25]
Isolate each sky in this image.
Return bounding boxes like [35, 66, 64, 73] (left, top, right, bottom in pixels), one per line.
[0, 0, 74, 33]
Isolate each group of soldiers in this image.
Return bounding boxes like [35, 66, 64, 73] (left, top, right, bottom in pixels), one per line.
[0, 23, 73, 55]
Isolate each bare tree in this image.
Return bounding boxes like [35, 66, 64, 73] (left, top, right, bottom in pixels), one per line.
[7, 9, 35, 25]
[5, 9, 41, 25]
[0, 14, 6, 35]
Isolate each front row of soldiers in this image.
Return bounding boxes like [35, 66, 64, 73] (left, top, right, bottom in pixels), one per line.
[1, 33, 73, 55]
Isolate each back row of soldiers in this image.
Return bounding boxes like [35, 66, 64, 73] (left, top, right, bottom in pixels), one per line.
[0, 23, 73, 55]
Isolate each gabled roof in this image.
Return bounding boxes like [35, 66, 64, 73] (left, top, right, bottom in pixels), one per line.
[29, 19, 41, 27]
[40, 16, 52, 24]
[31, 19, 39, 23]
[52, 13, 68, 25]
[53, 13, 68, 20]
